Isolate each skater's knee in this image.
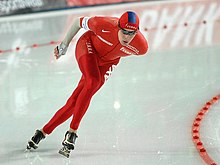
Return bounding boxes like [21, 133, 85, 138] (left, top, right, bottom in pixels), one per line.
[85, 76, 101, 91]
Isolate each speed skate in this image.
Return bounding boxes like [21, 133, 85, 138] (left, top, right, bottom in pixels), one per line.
[58, 131, 78, 158]
[26, 140, 38, 150]
[26, 130, 45, 151]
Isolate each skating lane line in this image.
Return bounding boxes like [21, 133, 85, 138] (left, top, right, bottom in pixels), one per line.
[192, 94, 220, 165]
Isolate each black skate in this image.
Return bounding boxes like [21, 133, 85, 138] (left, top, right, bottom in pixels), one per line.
[26, 130, 45, 150]
[58, 131, 78, 158]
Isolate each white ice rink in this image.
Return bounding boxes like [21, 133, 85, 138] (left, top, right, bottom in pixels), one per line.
[0, 0, 220, 165]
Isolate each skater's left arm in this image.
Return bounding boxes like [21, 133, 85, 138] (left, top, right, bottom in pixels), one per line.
[54, 18, 81, 59]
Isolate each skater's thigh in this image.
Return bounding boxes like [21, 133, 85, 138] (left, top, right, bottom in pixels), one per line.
[78, 54, 100, 80]
[75, 34, 101, 80]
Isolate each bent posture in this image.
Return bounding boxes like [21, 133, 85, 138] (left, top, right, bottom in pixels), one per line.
[27, 11, 148, 158]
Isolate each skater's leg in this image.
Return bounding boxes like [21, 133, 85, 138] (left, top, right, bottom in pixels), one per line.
[59, 52, 102, 156]
[27, 78, 85, 149]
[58, 51, 120, 157]
[42, 77, 85, 135]
[69, 54, 103, 131]
[70, 57, 121, 131]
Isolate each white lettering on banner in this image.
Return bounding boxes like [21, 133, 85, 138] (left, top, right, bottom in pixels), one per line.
[171, 5, 205, 47]
[195, 3, 220, 45]
[154, 7, 183, 49]
[141, 2, 220, 50]
[104, 65, 117, 82]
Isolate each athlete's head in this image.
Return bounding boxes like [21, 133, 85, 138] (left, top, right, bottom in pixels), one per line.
[118, 11, 139, 46]
[119, 11, 139, 31]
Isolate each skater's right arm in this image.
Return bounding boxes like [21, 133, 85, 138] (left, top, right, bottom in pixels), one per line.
[54, 18, 81, 59]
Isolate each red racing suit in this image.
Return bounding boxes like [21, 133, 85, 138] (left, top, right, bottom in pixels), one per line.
[43, 16, 148, 134]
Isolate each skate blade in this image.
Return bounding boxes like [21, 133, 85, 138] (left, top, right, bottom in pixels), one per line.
[24, 148, 31, 152]
[58, 149, 70, 158]
[25, 144, 35, 153]
[27, 141, 38, 150]
[25, 143, 32, 152]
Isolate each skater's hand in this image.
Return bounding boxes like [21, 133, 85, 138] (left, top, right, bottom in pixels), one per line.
[54, 47, 60, 59]
[54, 42, 67, 60]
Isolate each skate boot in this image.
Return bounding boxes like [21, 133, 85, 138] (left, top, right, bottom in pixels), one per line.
[27, 130, 45, 150]
[58, 131, 78, 158]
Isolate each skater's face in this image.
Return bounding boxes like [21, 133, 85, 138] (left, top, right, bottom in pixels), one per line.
[118, 28, 137, 46]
